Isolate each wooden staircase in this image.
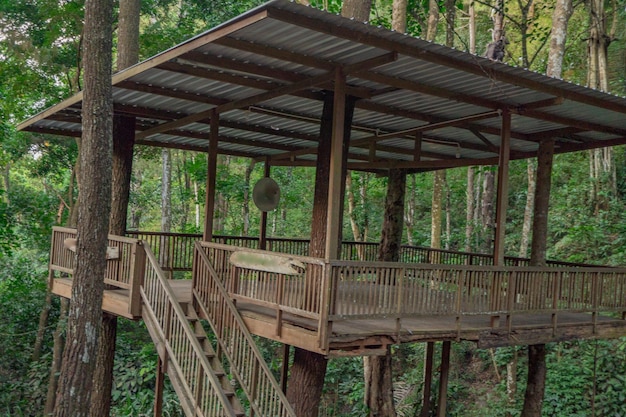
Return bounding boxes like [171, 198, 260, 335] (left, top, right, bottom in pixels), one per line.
[140, 242, 296, 417]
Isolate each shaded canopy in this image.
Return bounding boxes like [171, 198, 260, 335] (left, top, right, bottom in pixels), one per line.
[18, 0, 626, 173]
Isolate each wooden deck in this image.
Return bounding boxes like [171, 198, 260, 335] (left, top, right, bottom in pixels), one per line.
[50, 274, 626, 355]
[233, 299, 626, 355]
[51, 278, 192, 319]
[48, 229, 626, 357]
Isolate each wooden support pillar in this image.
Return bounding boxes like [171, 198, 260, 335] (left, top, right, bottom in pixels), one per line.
[203, 109, 219, 242]
[420, 341, 435, 417]
[325, 68, 347, 260]
[153, 357, 165, 417]
[259, 159, 271, 250]
[491, 110, 511, 326]
[437, 341, 451, 417]
[494, 109, 511, 265]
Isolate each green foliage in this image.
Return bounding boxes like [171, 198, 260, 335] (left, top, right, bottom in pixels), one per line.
[322, 357, 368, 416]
[111, 320, 183, 417]
[0, 249, 50, 415]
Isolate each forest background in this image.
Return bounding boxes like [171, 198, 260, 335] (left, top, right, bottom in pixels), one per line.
[1, 0, 626, 416]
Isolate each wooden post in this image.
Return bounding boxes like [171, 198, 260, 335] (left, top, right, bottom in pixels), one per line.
[420, 341, 435, 417]
[153, 357, 165, 417]
[437, 341, 451, 417]
[128, 241, 146, 317]
[325, 68, 346, 261]
[491, 109, 511, 326]
[259, 160, 270, 250]
[494, 109, 511, 265]
[203, 109, 219, 242]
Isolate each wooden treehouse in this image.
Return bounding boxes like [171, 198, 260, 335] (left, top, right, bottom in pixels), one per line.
[20, 1, 626, 416]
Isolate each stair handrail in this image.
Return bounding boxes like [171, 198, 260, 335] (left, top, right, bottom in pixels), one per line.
[193, 241, 297, 417]
[140, 243, 239, 417]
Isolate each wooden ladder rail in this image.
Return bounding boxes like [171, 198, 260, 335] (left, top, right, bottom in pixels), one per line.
[193, 242, 298, 417]
[140, 244, 241, 417]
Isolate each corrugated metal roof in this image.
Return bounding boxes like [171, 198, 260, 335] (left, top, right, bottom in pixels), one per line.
[17, 0, 626, 172]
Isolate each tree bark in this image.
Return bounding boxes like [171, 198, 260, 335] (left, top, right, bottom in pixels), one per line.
[431, 170, 445, 261]
[364, 168, 406, 417]
[90, 3, 141, 413]
[288, 91, 356, 417]
[44, 298, 68, 416]
[378, 169, 407, 264]
[392, 0, 407, 33]
[519, 160, 536, 259]
[520, 138, 554, 417]
[480, 170, 495, 254]
[468, 0, 476, 54]
[53, 0, 114, 413]
[341, 0, 371, 22]
[520, 345, 547, 417]
[243, 160, 254, 235]
[426, 0, 439, 41]
[444, 0, 456, 47]
[546, 0, 573, 79]
[529, 139, 554, 267]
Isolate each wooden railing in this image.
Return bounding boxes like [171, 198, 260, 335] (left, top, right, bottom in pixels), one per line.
[50, 226, 145, 316]
[327, 262, 626, 319]
[127, 231, 601, 273]
[140, 244, 239, 416]
[193, 242, 298, 417]
[189, 241, 626, 352]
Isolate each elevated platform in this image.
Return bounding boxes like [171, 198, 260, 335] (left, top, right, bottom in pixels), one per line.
[48, 229, 626, 357]
[52, 276, 626, 355]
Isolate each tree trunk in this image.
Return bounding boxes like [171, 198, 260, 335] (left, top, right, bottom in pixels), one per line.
[288, 91, 355, 417]
[392, 0, 407, 33]
[520, 345, 547, 417]
[480, 170, 495, 254]
[506, 349, 517, 417]
[546, 0, 573, 79]
[431, 171, 444, 261]
[341, 0, 371, 22]
[91, 2, 140, 414]
[519, 160, 536, 259]
[53, 0, 114, 413]
[445, 0, 456, 47]
[426, 0, 439, 41]
[346, 173, 364, 244]
[243, 160, 254, 235]
[287, 349, 328, 417]
[364, 352, 397, 417]
[529, 139, 554, 267]
[468, 0, 476, 54]
[44, 298, 68, 416]
[520, 138, 555, 417]
[404, 175, 416, 246]
[378, 169, 407, 264]
[587, 0, 616, 211]
[365, 168, 406, 417]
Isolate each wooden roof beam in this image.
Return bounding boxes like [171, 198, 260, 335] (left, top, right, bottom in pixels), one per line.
[135, 53, 398, 140]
